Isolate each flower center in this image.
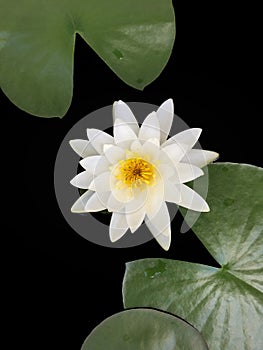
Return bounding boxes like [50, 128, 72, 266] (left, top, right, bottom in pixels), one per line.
[116, 157, 156, 188]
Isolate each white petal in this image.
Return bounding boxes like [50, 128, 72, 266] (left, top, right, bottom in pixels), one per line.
[71, 190, 94, 213]
[89, 171, 111, 192]
[103, 144, 113, 153]
[162, 128, 202, 149]
[151, 232, 171, 251]
[113, 100, 139, 135]
[109, 212, 129, 242]
[107, 193, 126, 212]
[130, 139, 143, 154]
[141, 140, 160, 161]
[125, 188, 147, 214]
[84, 191, 110, 212]
[164, 180, 181, 204]
[79, 155, 100, 171]
[126, 206, 145, 233]
[138, 111, 160, 142]
[111, 185, 134, 204]
[161, 143, 188, 164]
[147, 137, 160, 147]
[182, 149, 219, 168]
[104, 145, 126, 164]
[144, 179, 164, 219]
[156, 98, 174, 144]
[69, 139, 97, 158]
[86, 129, 114, 154]
[70, 171, 93, 189]
[145, 202, 171, 250]
[80, 156, 109, 175]
[114, 118, 138, 144]
[171, 163, 204, 184]
[177, 184, 210, 212]
[147, 202, 171, 235]
[157, 163, 175, 181]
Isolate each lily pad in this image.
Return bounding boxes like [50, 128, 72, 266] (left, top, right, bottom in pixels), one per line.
[81, 308, 208, 350]
[123, 163, 263, 350]
[0, 0, 175, 117]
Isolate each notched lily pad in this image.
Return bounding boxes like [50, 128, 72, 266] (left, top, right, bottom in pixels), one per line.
[123, 163, 263, 350]
[81, 308, 208, 350]
[0, 0, 175, 117]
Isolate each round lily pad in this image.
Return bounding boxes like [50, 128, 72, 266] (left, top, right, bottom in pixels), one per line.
[81, 308, 208, 350]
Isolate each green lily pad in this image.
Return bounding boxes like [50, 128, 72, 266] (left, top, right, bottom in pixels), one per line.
[0, 0, 175, 117]
[123, 163, 263, 350]
[81, 308, 208, 350]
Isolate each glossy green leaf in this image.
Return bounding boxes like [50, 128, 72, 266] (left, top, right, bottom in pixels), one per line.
[0, 0, 175, 117]
[81, 308, 208, 350]
[123, 163, 263, 350]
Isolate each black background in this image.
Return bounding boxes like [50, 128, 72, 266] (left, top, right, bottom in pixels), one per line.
[4, 1, 262, 349]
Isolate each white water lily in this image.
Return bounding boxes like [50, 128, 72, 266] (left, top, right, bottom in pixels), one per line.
[70, 99, 218, 250]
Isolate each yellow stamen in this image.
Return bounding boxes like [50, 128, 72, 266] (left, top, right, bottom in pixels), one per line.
[115, 157, 156, 189]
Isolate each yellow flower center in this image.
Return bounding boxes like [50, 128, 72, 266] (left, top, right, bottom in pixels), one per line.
[116, 157, 156, 188]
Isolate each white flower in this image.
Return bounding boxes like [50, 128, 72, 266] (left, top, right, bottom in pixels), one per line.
[70, 99, 218, 250]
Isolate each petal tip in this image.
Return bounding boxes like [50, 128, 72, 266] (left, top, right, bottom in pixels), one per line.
[71, 204, 83, 213]
[194, 128, 202, 138]
[70, 177, 81, 187]
[113, 100, 124, 109]
[203, 205, 210, 212]
[207, 151, 220, 164]
[214, 152, 220, 161]
[116, 100, 125, 104]
[71, 206, 77, 213]
[201, 202, 210, 212]
[159, 98, 174, 112]
[166, 98, 174, 106]
[109, 231, 121, 243]
[163, 97, 173, 105]
[160, 238, 171, 251]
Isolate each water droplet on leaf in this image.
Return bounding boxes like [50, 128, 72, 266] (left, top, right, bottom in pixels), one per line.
[123, 334, 130, 342]
[113, 49, 124, 60]
[136, 78, 144, 84]
[144, 260, 166, 279]
[224, 198, 235, 207]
